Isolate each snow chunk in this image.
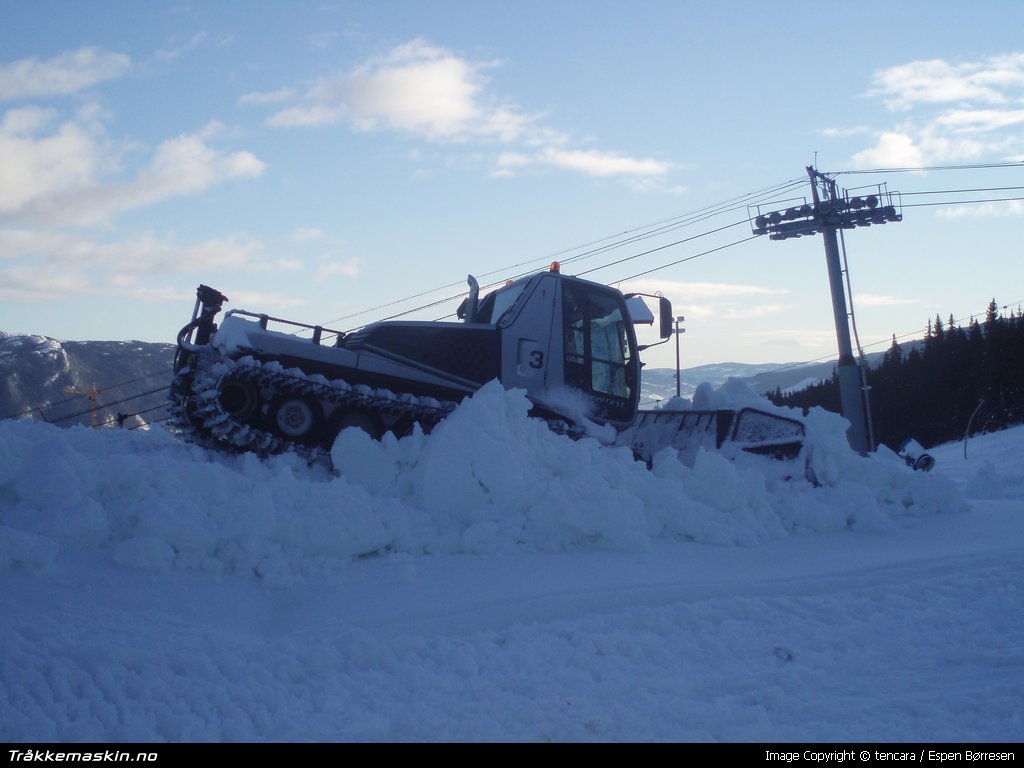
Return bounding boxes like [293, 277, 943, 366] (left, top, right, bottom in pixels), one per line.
[0, 378, 968, 583]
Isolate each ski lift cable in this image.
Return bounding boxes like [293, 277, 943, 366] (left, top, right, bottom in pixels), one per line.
[427, 229, 764, 322]
[323, 178, 807, 329]
[316, 177, 808, 328]
[553, 186, 804, 269]
[609, 234, 761, 284]
[575, 219, 750, 279]
[5, 384, 170, 426]
[556, 179, 808, 266]
[334, 197, 799, 333]
[582, 190, 1024, 293]
[94, 402, 171, 429]
[0, 366, 176, 421]
[349, 192, 801, 330]
[899, 185, 1024, 196]
[47, 385, 171, 425]
[425, 225, 760, 322]
[833, 160, 1024, 175]
[901, 195, 1024, 208]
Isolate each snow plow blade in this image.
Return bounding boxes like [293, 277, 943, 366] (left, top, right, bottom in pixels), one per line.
[620, 407, 806, 467]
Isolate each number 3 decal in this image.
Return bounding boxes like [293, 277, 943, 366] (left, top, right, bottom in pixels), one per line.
[529, 350, 545, 369]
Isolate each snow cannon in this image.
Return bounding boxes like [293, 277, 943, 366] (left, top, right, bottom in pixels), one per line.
[898, 438, 935, 472]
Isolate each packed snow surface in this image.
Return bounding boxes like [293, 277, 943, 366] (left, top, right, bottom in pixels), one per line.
[1, 381, 1021, 741]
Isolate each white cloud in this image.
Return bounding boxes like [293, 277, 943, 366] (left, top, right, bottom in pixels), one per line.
[141, 126, 265, 201]
[867, 57, 1024, 111]
[315, 258, 361, 280]
[155, 33, 208, 63]
[239, 87, 298, 106]
[228, 291, 306, 311]
[623, 178, 685, 194]
[0, 227, 74, 258]
[309, 32, 340, 50]
[614, 280, 788, 321]
[126, 233, 264, 274]
[265, 38, 503, 140]
[0, 228, 287, 302]
[0, 114, 265, 226]
[255, 38, 677, 187]
[540, 148, 669, 178]
[491, 147, 672, 183]
[0, 264, 85, 301]
[289, 227, 325, 243]
[849, 131, 924, 169]
[857, 294, 917, 307]
[479, 106, 539, 143]
[933, 109, 1024, 133]
[820, 126, 872, 138]
[723, 304, 785, 320]
[493, 151, 531, 177]
[268, 102, 348, 128]
[343, 40, 486, 139]
[743, 329, 836, 350]
[0, 48, 131, 101]
[622, 279, 786, 301]
[936, 200, 1024, 218]
[0, 108, 104, 213]
[682, 301, 785, 322]
[0, 228, 263, 274]
[845, 53, 1024, 168]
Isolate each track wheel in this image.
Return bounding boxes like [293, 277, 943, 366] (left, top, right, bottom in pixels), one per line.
[218, 378, 258, 421]
[269, 395, 324, 445]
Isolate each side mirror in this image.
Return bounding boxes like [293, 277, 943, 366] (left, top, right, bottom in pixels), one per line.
[659, 297, 673, 339]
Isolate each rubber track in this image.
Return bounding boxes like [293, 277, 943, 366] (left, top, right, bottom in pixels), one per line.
[168, 353, 458, 458]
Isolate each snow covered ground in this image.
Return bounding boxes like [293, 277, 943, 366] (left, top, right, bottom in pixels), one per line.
[1, 383, 1022, 742]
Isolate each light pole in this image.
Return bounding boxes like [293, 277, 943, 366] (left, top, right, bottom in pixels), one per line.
[674, 315, 685, 398]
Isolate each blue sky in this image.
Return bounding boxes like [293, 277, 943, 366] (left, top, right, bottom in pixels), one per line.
[2, 0, 1023, 368]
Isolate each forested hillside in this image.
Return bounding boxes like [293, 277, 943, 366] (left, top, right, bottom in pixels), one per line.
[770, 301, 1024, 450]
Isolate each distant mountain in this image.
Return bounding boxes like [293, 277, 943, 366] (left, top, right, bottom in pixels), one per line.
[0, 332, 175, 429]
[640, 360, 837, 404]
[639, 346, 907, 406]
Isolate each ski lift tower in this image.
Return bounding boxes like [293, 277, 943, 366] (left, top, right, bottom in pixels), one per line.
[749, 166, 902, 453]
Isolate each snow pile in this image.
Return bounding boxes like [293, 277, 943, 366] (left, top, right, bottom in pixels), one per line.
[0, 380, 963, 584]
[931, 424, 1024, 501]
[2, 388, 1021, 743]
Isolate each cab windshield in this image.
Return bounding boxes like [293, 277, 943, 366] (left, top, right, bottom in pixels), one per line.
[563, 284, 633, 401]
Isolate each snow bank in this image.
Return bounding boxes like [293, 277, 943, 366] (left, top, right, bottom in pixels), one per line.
[929, 424, 1024, 501]
[0, 381, 964, 583]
